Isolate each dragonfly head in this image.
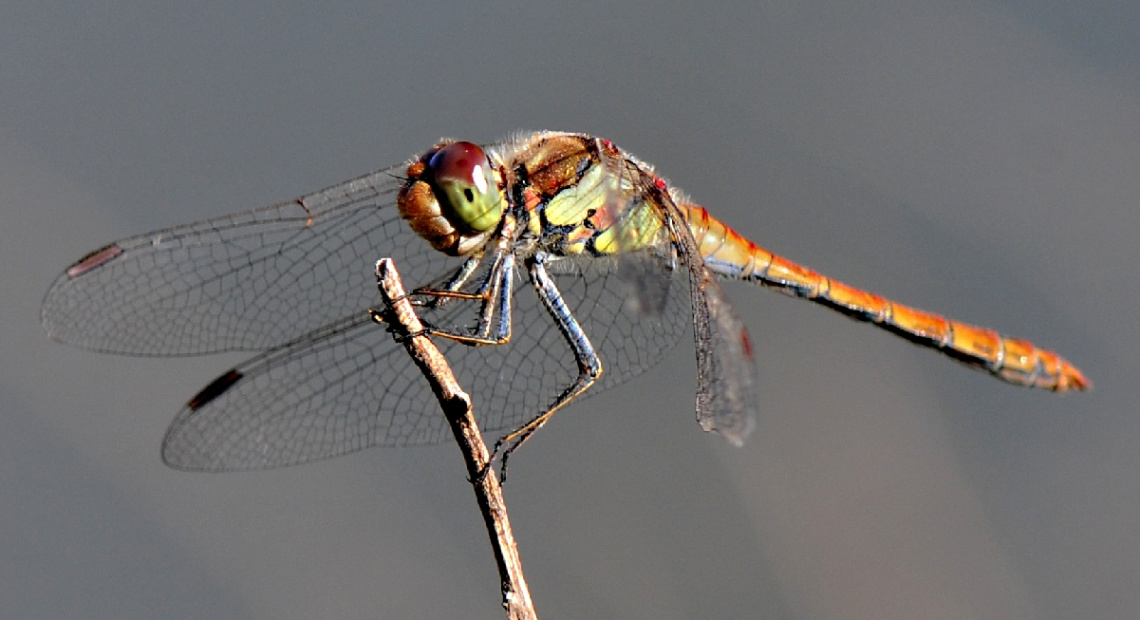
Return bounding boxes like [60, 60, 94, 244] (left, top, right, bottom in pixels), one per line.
[399, 141, 506, 256]
[429, 141, 504, 234]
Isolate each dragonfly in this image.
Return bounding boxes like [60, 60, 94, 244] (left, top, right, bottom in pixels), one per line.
[42, 131, 1090, 473]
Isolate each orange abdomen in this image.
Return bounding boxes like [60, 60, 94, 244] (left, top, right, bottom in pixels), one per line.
[682, 204, 1090, 392]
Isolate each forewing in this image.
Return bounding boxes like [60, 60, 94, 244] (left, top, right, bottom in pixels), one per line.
[42, 164, 463, 356]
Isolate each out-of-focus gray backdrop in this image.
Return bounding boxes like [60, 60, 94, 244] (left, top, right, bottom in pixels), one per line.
[3, 2, 1135, 618]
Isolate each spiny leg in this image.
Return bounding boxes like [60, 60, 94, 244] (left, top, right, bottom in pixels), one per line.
[429, 253, 514, 345]
[492, 253, 603, 481]
[411, 216, 520, 344]
[411, 254, 483, 309]
[374, 251, 515, 346]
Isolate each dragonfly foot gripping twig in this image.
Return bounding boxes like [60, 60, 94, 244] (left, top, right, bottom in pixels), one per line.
[373, 258, 537, 620]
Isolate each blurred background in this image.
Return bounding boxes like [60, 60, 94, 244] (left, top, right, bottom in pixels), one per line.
[2, 1, 1136, 618]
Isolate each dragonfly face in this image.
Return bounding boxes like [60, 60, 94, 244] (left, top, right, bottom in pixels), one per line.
[398, 141, 505, 255]
[41, 130, 1086, 472]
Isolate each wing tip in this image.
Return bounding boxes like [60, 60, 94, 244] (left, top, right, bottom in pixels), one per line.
[65, 243, 125, 278]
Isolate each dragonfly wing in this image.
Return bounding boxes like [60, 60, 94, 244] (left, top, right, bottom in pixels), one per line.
[574, 142, 758, 443]
[416, 251, 691, 435]
[42, 164, 467, 356]
[654, 185, 758, 444]
[162, 252, 694, 471]
[687, 265, 758, 444]
[161, 312, 456, 471]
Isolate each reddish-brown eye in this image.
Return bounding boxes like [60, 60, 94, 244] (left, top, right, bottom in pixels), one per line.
[428, 142, 503, 233]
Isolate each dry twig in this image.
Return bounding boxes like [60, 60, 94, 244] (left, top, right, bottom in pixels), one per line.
[372, 258, 537, 620]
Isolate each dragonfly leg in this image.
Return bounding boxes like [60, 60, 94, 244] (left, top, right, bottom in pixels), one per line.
[411, 213, 520, 344]
[375, 251, 515, 346]
[410, 254, 483, 309]
[425, 253, 514, 345]
[475, 253, 513, 342]
[493, 253, 603, 481]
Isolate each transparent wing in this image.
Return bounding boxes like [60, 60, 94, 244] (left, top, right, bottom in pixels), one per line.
[160, 314, 417, 470]
[161, 251, 692, 471]
[684, 262, 758, 444]
[45, 135, 739, 470]
[580, 143, 758, 444]
[632, 170, 759, 444]
[41, 164, 466, 356]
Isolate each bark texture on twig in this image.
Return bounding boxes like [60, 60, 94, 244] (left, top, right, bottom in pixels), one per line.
[374, 258, 536, 620]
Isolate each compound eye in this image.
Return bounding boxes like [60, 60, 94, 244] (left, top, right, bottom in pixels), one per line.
[428, 142, 503, 233]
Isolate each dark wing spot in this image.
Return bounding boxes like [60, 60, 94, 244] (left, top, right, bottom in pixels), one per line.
[187, 369, 244, 411]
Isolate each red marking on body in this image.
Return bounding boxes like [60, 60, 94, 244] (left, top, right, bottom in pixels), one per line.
[740, 328, 754, 360]
[588, 202, 619, 230]
[654, 178, 667, 190]
[523, 187, 542, 211]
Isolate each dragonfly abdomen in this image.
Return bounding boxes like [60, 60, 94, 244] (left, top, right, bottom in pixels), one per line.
[682, 204, 1090, 392]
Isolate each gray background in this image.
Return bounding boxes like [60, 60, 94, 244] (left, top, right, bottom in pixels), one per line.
[3, 1, 1137, 618]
